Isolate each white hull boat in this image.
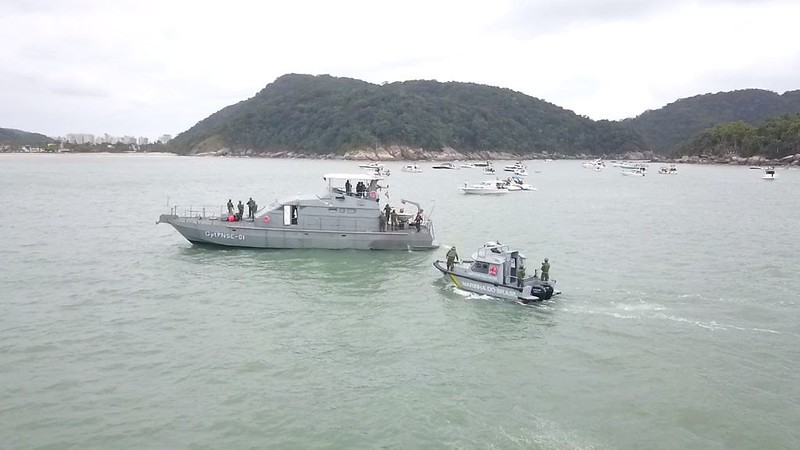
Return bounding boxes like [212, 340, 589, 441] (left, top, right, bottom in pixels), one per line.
[461, 180, 511, 195]
[763, 167, 777, 180]
[621, 168, 646, 177]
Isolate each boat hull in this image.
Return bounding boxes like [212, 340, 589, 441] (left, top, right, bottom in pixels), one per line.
[159, 214, 438, 250]
[460, 188, 510, 194]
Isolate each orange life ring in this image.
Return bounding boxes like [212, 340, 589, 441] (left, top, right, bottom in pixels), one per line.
[263, 215, 270, 223]
[369, 190, 377, 199]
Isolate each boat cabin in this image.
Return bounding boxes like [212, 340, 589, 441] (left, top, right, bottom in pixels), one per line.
[256, 173, 386, 232]
[467, 241, 526, 285]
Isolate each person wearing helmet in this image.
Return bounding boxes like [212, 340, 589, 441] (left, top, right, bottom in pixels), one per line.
[540, 258, 550, 282]
[446, 246, 459, 271]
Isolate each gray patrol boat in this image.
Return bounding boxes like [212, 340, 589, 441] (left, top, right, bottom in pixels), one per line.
[434, 241, 558, 303]
[157, 173, 438, 250]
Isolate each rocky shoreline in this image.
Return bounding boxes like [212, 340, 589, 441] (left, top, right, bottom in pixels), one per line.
[192, 145, 800, 165]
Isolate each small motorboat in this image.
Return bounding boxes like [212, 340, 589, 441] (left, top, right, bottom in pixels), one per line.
[513, 168, 528, 176]
[763, 167, 777, 180]
[621, 167, 646, 177]
[358, 162, 384, 169]
[505, 176, 536, 191]
[460, 180, 510, 195]
[401, 164, 423, 173]
[582, 159, 605, 170]
[460, 163, 475, 168]
[432, 162, 459, 170]
[659, 165, 678, 174]
[473, 161, 491, 167]
[504, 161, 526, 172]
[483, 166, 496, 175]
[433, 241, 559, 304]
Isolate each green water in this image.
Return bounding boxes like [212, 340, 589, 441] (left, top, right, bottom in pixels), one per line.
[1, 154, 799, 449]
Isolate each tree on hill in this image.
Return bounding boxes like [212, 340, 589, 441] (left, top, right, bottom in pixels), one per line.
[623, 89, 800, 154]
[0, 127, 54, 145]
[170, 74, 647, 156]
[674, 114, 800, 159]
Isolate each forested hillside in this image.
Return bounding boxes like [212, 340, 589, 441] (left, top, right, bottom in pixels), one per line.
[0, 127, 53, 145]
[675, 115, 800, 159]
[623, 89, 800, 153]
[170, 74, 647, 157]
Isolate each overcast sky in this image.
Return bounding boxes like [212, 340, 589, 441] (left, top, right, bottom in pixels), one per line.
[1, 0, 798, 139]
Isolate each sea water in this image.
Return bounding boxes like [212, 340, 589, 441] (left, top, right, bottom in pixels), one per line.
[1, 154, 799, 449]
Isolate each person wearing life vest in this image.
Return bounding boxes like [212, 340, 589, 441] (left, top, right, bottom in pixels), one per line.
[246, 197, 255, 219]
[390, 208, 398, 231]
[383, 203, 392, 224]
[227, 199, 234, 215]
[446, 246, 459, 271]
[517, 265, 526, 286]
[540, 258, 550, 282]
[413, 211, 423, 232]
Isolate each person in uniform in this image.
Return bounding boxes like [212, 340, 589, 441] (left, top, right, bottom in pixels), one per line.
[540, 258, 550, 282]
[237, 200, 245, 220]
[227, 199, 234, 215]
[378, 212, 386, 231]
[246, 197, 255, 219]
[390, 208, 398, 231]
[446, 246, 459, 271]
[413, 211, 423, 232]
[517, 265, 526, 286]
[383, 203, 392, 224]
[345, 179, 352, 196]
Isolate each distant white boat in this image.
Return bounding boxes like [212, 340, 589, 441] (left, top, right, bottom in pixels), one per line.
[582, 159, 605, 170]
[461, 180, 511, 195]
[658, 164, 677, 174]
[504, 161, 526, 172]
[505, 176, 536, 191]
[483, 166, 496, 175]
[460, 163, 475, 168]
[401, 164, 423, 173]
[358, 162, 384, 169]
[513, 168, 528, 176]
[473, 161, 491, 167]
[763, 167, 777, 180]
[621, 167, 646, 177]
[432, 162, 459, 170]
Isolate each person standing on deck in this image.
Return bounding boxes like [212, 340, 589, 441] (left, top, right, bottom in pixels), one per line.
[227, 199, 234, 216]
[446, 246, 459, 271]
[383, 203, 392, 224]
[390, 208, 398, 231]
[540, 258, 550, 282]
[246, 198, 255, 219]
[516, 265, 526, 286]
[345, 179, 352, 196]
[237, 200, 245, 220]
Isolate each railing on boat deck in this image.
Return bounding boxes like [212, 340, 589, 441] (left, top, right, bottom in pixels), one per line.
[168, 204, 228, 219]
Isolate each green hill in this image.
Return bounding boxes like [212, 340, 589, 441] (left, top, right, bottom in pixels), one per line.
[623, 89, 800, 154]
[170, 74, 647, 157]
[675, 114, 800, 159]
[0, 127, 53, 145]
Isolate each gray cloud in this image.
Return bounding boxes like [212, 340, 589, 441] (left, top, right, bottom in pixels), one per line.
[497, 0, 772, 36]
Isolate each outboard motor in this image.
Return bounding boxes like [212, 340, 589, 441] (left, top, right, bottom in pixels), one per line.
[530, 285, 555, 301]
